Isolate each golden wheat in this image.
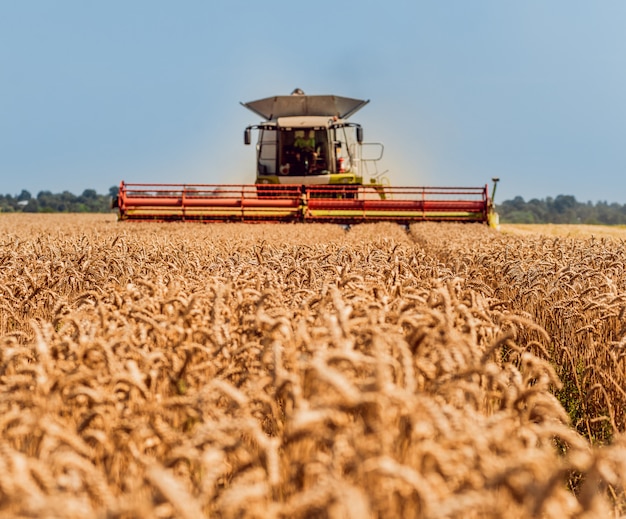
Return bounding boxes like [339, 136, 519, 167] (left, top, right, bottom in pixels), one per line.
[0, 214, 625, 518]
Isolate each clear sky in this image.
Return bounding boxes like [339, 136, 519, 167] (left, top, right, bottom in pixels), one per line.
[2, 1, 625, 203]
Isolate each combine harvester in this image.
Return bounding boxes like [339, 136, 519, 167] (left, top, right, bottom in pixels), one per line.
[114, 89, 499, 226]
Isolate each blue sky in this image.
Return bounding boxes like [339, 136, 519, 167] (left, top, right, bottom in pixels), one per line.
[2, 1, 625, 203]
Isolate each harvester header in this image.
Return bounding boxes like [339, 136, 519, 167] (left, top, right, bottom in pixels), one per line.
[113, 89, 499, 226]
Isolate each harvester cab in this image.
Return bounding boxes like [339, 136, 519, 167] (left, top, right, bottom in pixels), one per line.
[242, 89, 384, 187]
[113, 89, 499, 225]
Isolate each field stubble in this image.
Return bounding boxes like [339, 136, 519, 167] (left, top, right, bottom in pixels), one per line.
[0, 214, 625, 518]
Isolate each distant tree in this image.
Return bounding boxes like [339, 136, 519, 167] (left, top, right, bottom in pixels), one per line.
[0, 194, 17, 212]
[498, 195, 626, 225]
[553, 195, 577, 213]
[510, 196, 526, 210]
[17, 189, 31, 202]
[22, 199, 39, 212]
[81, 189, 98, 200]
[526, 198, 548, 222]
[505, 210, 536, 224]
[11, 189, 117, 213]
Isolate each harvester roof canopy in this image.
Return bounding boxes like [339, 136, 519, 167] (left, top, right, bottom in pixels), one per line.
[241, 94, 369, 121]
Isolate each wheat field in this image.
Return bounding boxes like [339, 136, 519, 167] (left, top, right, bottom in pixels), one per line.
[1, 213, 625, 518]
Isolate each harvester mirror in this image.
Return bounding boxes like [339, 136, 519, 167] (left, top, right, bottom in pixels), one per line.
[361, 142, 384, 161]
[244, 128, 251, 145]
[356, 126, 363, 143]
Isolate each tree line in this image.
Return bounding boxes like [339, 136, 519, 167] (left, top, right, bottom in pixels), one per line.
[2, 188, 626, 225]
[0, 187, 118, 213]
[497, 195, 626, 225]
